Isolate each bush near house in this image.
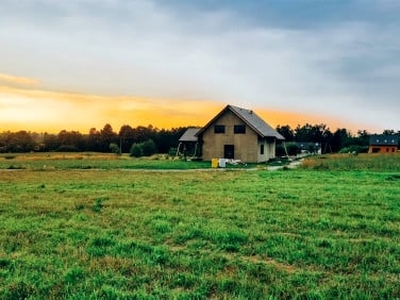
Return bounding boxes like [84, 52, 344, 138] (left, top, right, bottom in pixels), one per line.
[276, 142, 300, 157]
[130, 139, 157, 157]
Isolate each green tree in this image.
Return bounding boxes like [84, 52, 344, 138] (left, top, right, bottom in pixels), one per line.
[142, 139, 157, 156]
[99, 124, 117, 152]
[6, 131, 36, 152]
[57, 130, 85, 151]
[331, 128, 353, 153]
[43, 133, 59, 151]
[130, 143, 142, 157]
[129, 139, 157, 157]
[118, 125, 135, 153]
[276, 125, 294, 141]
[354, 130, 370, 146]
[109, 143, 121, 155]
[383, 129, 395, 135]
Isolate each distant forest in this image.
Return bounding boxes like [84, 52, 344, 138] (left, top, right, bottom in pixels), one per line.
[0, 123, 399, 155]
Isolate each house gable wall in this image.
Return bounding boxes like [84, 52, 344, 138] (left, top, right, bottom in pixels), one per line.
[200, 110, 275, 162]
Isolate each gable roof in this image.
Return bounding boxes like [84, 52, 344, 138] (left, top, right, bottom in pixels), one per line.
[369, 134, 399, 146]
[196, 105, 284, 140]
[179, 127, 201, 142]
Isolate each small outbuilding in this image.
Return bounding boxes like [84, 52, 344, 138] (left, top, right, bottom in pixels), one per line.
[176, 127, 201, 158]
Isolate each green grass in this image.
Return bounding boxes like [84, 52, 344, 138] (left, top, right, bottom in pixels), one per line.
[0, 153, 262, 170]
[0, 154, 399, 299]
[301, 152, 400, 171]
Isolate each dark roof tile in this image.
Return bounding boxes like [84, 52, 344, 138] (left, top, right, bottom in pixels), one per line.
[196, 105, 284, 140]
[369, 134, 399, 146]
[179, 127, 201, 142]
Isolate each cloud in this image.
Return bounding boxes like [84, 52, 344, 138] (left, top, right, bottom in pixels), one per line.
[0, 73, 40, 86]
[0, 0, 399, 131]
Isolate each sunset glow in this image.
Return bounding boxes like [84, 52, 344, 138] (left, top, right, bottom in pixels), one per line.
[0, 82, 356, 134]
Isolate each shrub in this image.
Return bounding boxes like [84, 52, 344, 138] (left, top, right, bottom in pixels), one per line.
[109, 143, 121, 155]
[129, 139, 157, 157]
[142, 139, 157, 156]
[276, 142, 300, 156]
[339, 145, 369, 154]
[168, 147, 177, 157]
[275, 144, 286, 157]
[287, 142, 300, 156]
[130, 143, 142, 157]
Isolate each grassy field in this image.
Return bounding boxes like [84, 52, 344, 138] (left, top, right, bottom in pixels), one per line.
[0, 153, 399, 299]
[0, 153, 213, 170]
[301, 153, 400, 172]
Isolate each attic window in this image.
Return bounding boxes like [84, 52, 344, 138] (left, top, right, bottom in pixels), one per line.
[234, 125, 246, 134]
[214, 125, 225, 134]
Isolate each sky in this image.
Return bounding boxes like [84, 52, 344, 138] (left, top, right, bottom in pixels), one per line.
[0, 0, 399, 134]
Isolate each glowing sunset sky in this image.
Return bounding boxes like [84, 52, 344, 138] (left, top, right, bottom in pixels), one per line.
[1, 0, 399, 133]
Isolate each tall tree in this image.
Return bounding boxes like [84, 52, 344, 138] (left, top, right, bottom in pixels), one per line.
[294, 123, 314, 142]
[6, 131, 36, 152]
[57, 130, 85, 151]
[355, 130, 370, 146]
[382, 129, 395, 135]
[43, 133, 60, 151]
[87, 128, 101, 151]
[331, 128, 353, 153]
[154, 127, 188, 153]
[118, 125, 135, 153]
[99, 124, 117, 152]
[276, 125, 294, 141]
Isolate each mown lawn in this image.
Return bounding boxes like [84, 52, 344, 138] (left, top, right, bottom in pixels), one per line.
[0, 154, 399, 299]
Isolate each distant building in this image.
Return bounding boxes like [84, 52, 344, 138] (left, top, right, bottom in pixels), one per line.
[368, 134, 399, 153]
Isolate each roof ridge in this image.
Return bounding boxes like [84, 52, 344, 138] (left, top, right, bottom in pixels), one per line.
[196, 104, 284, 140]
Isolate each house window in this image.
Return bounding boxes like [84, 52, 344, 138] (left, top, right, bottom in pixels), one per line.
[260, 144, 264, 155]
[214, 125, 225, 134]
[234, 125, 246, 134]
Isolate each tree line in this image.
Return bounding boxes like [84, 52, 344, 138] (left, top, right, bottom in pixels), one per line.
[0, 123, 398, 156]
[0, 124, 187, 155]
[276, 124, 399, 155]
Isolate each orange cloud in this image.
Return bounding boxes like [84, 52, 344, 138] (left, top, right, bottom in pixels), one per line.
[0, 85, 225, 132]
[0, 73, 40, 86]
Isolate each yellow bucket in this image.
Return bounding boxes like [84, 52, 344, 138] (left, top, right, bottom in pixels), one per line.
[211, 158, 218, 168]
